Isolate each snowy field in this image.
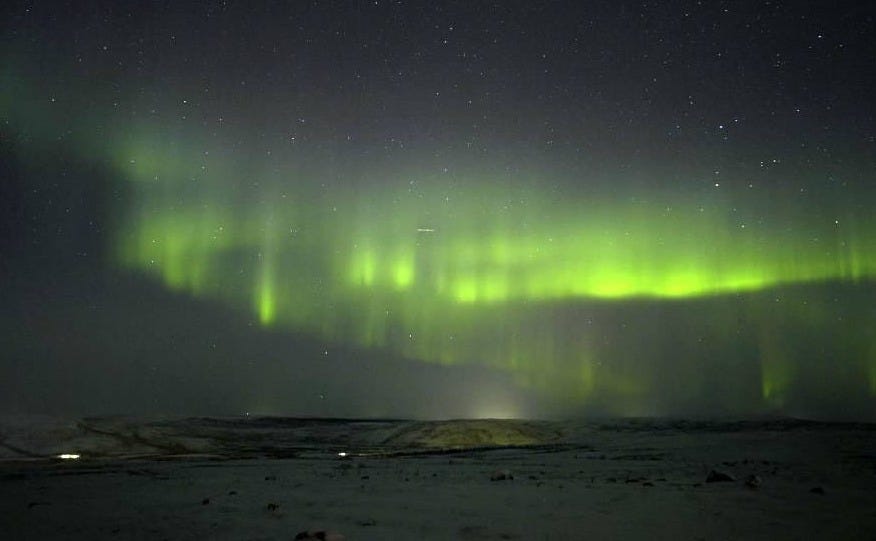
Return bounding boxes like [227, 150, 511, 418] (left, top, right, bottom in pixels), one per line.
[1, 416, 874, 540]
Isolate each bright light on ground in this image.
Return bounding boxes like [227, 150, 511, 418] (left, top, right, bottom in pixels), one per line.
[56, 453, 80, 460]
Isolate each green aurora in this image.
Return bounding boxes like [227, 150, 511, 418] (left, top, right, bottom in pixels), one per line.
[99, 128, 876, 413]
[3, 67, 876, 417]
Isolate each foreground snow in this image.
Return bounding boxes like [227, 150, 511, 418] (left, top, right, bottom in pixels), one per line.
[1, 417, 874, 539]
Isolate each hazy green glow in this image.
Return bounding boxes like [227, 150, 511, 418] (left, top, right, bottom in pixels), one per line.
[99, 131, 876, 415]
[2, 37, 875, 422]
[869, 347, 876, 396]
[759, 332, 792, 404]
[115, 156, 876, 308]
[4, 65, 874, 414]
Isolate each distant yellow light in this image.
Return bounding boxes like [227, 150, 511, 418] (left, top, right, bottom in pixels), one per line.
[57, 453, 80, 460]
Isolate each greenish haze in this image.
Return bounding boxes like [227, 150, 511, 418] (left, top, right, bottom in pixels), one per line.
[102, 132, 876, 412]
[3, 68, 874, 415]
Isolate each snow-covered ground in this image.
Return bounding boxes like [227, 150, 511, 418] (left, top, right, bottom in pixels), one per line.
[1, 416, 874, 539]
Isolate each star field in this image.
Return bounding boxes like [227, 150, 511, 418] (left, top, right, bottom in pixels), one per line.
[1, 1, 875, 418]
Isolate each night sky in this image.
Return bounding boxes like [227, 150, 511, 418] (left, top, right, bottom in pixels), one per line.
[2, 1, 875, 419]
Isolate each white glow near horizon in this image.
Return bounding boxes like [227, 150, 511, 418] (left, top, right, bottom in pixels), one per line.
[471, 395, 523, 420]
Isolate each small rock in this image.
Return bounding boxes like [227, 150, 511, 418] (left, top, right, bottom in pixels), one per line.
[228, 490, 237, 496]
[642, 481, 654, 487]
[201, 498, 210, 505]
[745, 475, 762, 489]
[294, 530, 345, 540]
[706, 470, 736, 483]
[490, 469, 514, 481]
[266, 503, 280, 511]
[810, 486, 825, 495]
[357, 519, 377, 527]
[264, 475, 277, 481]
